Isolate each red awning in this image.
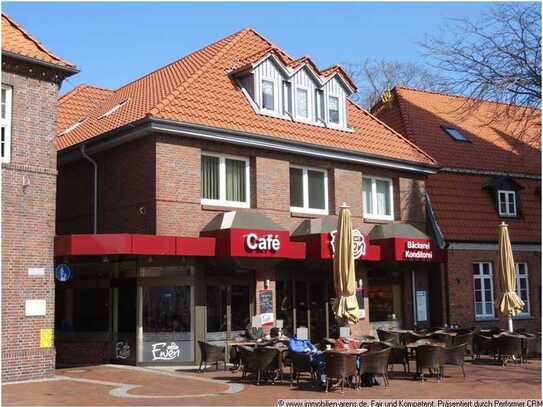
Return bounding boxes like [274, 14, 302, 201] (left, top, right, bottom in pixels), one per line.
[54, 234, 216, 257]
[371, 237, 446, 263]
[292, 232, 381, 261]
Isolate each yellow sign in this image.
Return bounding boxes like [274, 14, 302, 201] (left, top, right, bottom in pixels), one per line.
[40, 328, 53, 348]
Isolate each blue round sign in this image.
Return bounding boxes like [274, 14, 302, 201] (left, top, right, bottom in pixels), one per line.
[55, 264, 71, 282]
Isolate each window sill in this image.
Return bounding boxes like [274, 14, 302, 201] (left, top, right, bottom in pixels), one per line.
[513, 315, 533, 320]
[201, 203, 250, 211]
[474, 317, 498, 322]
[290, 211, 327, 219]
[363, 216, 394, 223]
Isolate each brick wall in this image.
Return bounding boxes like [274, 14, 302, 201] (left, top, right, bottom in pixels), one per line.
[2, 61, 60, 381]
[57, 136, 156, 235]
[447, 248, 541, 331]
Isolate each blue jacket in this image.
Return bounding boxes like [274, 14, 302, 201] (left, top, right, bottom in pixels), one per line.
[288, 338, 317, 354]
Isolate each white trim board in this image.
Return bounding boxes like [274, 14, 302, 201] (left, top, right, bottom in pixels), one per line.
[448, 242, 541, 252]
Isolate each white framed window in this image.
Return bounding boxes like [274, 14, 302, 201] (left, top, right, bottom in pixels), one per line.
[1, 85, 13, 164]
[201, 152, 250, 208]
[289, 165, 328, 215]
[295, 87, 309, 119]
[261, 79, 275, 112]
[515, 263, 530, 317]
[282, 81, 292, 116]
[328, 95, 340, 124]
[362, 176, 394, 220]
[498, 190, 517, 217]
[473, 262, 495, 319]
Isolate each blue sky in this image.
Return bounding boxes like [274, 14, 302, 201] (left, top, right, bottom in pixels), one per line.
[3, 2, 491, 94]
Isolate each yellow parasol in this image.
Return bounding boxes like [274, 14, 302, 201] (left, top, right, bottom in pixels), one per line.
[333, 203, 360, 325]
[496, 222, 525, 332]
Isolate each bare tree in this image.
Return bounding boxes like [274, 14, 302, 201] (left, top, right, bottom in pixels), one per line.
[344, 59, 442, 108]
[420, 3, 541, 144]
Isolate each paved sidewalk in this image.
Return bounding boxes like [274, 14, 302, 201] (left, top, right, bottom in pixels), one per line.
[3, 358, 541, 406]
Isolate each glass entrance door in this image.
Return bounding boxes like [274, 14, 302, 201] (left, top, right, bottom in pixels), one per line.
[206, 284, 251, 347]
[276, 272, 330, 342]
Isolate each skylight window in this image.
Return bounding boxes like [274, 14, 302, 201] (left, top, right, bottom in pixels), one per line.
[98, 99, 129, 119]
[442, 126, 470, 142]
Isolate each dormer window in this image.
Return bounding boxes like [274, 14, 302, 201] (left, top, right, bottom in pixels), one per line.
[283, 81, 292, 116]
[296, 87, 309, 119]
[329, 96, 340, 124]
[261, 79, 275, 111]
[498, 190, 517, 217]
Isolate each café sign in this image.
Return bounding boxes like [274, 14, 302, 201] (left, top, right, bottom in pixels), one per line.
[245, 233, 281, 252]
[328, 229, 367, 260]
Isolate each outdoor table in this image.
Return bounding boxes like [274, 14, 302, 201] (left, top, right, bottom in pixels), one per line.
[406, 339, 447, 349]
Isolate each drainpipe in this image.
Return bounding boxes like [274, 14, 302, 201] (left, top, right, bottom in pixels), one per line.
[80, 144, 98, 234]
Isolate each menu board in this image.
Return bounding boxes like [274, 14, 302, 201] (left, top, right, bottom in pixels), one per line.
[259, 290, 273, 314]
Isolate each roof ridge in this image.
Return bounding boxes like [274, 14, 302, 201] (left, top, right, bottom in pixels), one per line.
[347, 98, 437, 165]
[58, 84, 111, 105]
[395, 85, 541, 111]
[2, 12, 75, 68]
[150, 27, 253, 116]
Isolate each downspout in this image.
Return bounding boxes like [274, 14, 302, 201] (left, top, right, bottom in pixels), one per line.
[80, 144, 98, 234]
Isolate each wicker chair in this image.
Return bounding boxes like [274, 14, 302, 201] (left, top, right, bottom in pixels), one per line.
[239, 346, 280, 385]
[198, 341, 226, 372]
[376, 329, 401, 346]
[496, 335, 523, 365]
[453, 332, 474, 358]
[324, 352, 358, 393]
[443, 344, 466, 378]
[473, 334, 497, 360]
[362, 341, 391, 352]
[359, 348, 391, 387]
[288, 351, 317, 387]
[415, 345, 445, 382]
[428, 333, 453, 346]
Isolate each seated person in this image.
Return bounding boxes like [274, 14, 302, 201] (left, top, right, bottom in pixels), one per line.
[288, 337, 326, 387]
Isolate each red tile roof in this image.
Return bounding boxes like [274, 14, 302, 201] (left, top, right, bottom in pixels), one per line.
[2, 13, 76, 70]
[372, 87, 541, 175]
[58, 85, 112, 134]
[427, 173, 540, 243]
[55, 28, 435, 168]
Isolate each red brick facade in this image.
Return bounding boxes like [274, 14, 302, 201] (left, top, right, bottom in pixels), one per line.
[2, 58, 64, 382]
[57, 134, 429, 237]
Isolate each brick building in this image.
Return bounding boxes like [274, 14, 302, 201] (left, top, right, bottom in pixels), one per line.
[372, 87, 541, 332]
[54, 28, 447, 367]
[1, 13, 77, 381]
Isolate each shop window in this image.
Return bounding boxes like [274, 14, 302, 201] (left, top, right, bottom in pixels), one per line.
[1, 85, 12, 163]
[206, 285, 227, 334]
[231, 285, 250, 332]
[201, 152, 250, 208]
[290, 166, 328, 215]
[363, 176, 394, 221]
[473, 262, 495, 319]
[498, 190, 517, 217]
[142, 286, 193, 362]
[367, 269, 402, 323]
[276, 280, 293, 337]
[515, 263, 530, 317]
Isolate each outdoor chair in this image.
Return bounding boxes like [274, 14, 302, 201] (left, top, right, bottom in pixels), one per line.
[473, 334, 497, 360]
[428, 332, 453, 346]
[239, 346, 280, 385]
[496, 334, 523, 365]
[376, 329, 401, 346]
[359, 347, 391, 387]
[198, 341, 226, 372]
[288, 351, 317, 387]
[415, 345, 445, 382]
[324, 351, 358, 393]
[443, 344, 466, 378]
[453, 332, 474, 358]
[387, 343, 410, 374]
[362, 341, 391, 352]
